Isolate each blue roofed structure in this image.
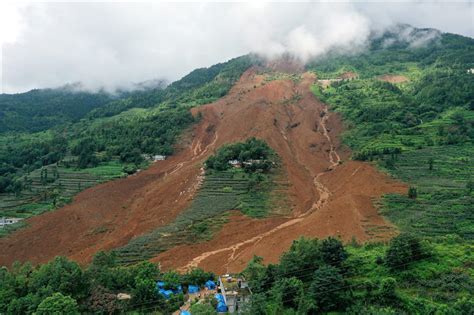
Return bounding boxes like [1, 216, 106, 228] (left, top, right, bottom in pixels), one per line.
[158, 288, 174, 299]
[156, 281, 165, 288]
[188, 284, 200, 294]
[205, 280, 216, 290]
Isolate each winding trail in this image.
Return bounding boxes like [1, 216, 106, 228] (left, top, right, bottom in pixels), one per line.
[180, 96, 341, 273]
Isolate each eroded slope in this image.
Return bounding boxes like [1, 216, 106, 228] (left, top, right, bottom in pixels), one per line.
[0, 68, 405, 270]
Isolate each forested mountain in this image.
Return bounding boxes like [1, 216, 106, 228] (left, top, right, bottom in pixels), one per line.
[0, 87, 116, 133]
[0, 55, 258, 194]
[0, 26, 473, 314]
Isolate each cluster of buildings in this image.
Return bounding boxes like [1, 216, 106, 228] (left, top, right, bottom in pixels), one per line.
[228, 159, 265, 168]
[217, 274, 252, 313]
[156, 274, 251, 314]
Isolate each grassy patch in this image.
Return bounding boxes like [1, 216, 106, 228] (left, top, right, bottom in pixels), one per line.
[346, 237, 474, 306]
[0, 161, 125, 237]
[114, 167, 289, 264]
[379, 145, 474, 239]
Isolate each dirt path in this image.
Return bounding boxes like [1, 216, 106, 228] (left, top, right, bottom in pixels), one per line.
[179, 91, 342, 272]
[154, 70, 406, 274]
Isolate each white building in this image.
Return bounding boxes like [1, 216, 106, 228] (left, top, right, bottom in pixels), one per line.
[0, 217, 23, 228]
[153, 155, 167, 161]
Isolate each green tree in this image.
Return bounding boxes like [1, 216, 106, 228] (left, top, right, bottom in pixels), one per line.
[321, 237, 348, 268]
[190, 302, 217, 315]
[385, 234, 424, 270]
[309, 265, 347, 313]
[278, 237, 323, 282]
[453, 297, 474, 315]
[161, 270, 182, 291]
[428, 158, 434, 171]
[408, 186, 417, 199]
[36, 292, 79, 315]
[183, 268, 214, 286]
[466, 180, 474, 194]
[377, 278, 398, 305]
[132, 277, 157, 305]
[30, 257, 89, 300]
[272, 277, 305, 311]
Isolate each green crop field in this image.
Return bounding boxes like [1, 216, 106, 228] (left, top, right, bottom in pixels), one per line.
[379, 145, 474, 239]
[309, 35, 474, 240]
[0, 161, 125, 237]
[114, 167, 290, 264]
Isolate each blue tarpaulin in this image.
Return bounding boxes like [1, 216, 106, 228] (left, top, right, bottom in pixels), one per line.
[180, 311, 191, 315]
[157, 281, 182, 296]
[205, 280, 216, 290]
[215, 293, 227, 312]
[156, 281, 165, 288]
[215, 293, 224, 301]
[217, 301, 228, 312]
[188, 285, 199, 294]
[158, 288, 173, 299]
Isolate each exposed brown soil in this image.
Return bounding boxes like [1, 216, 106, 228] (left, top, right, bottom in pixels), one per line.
[377, 74, 409, 83]
[0, 67, 406, 272]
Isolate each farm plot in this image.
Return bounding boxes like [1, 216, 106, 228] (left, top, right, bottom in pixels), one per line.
[380, 144, 474, 239]
[0, 161, 125, 236]
[114, 168, 288, 264]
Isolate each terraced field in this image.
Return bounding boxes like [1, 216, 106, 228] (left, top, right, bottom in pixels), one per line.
[114, 168, 289, 264]
[380, 144, 474, 239]
[0, 161, 124, 236]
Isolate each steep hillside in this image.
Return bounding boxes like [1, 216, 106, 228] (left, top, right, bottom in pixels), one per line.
[0, 55, 256, 226]
[0, 87, 116, 133]
[0, 67, 405, 270]
[1, 25, 473, 315]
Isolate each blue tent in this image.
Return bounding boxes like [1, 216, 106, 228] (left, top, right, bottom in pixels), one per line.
[217, 301, 228, 313]
[188, 285, 199, 294]
[156, 281, 165, 288]
[215, 293, 227, 312]
[180, 311, 191, 315]
[205, 280, 216, 290]
[158, 289, 174, 299]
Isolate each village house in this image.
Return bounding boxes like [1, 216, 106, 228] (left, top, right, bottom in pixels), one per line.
[218, 274, 251, 313]
[153, 155, 167, 161]
[228, 160, 241, 168]
[0, 217, 23, 228]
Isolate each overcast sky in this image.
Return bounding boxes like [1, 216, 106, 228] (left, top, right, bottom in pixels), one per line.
[1, 1, 473, 94]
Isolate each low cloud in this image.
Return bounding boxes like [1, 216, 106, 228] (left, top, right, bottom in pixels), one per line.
[1, 1, 472, 93]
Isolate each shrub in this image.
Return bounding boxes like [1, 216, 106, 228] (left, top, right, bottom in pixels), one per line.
[385, 234, 424, 270]
[36, 292, 79, 315]
[309, 265, 348, 312]
[321, 237, 348, 268]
